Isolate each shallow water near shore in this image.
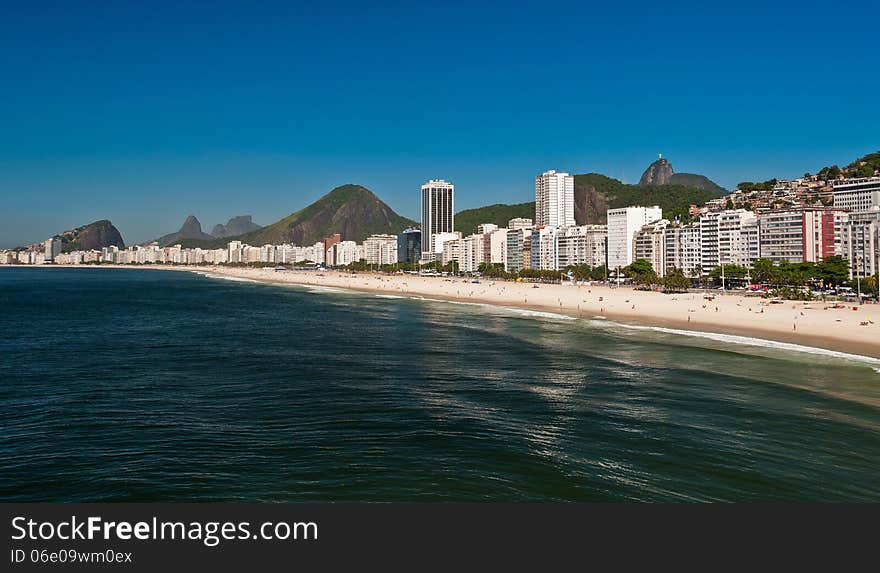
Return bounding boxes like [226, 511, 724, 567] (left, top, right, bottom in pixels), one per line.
[2, 266, 879, 501]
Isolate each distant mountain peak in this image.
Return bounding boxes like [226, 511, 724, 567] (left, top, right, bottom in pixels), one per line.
[638, 156, 726, 194]
[639, 157, 674, 186]
[211, 215, 261, 238]
[155, 214, 214, 247]
[175, 184, 415, 249]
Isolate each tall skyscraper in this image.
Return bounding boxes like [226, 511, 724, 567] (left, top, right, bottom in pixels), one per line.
[535, 170, 575, 228]
[420, 179, 454, 260]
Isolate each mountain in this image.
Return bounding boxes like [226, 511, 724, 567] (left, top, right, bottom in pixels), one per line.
[179, 184, 416, 248]
[56, 220, 125, 252]
[458, 171, 724, 232]
[639, 157, 674, 186]
[638, 156, 726, 194]
[455, 202, 535, 236]
[155, 215, 214, 247]
[211, 215, 261, 238]
[668, 173, 727, 195]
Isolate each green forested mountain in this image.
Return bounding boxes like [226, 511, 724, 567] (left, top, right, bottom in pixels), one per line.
[456, 173, 722, 234]
[668, 173, 727, 195]
[455, 202, 535, 236]
[179, 184, 416, 248]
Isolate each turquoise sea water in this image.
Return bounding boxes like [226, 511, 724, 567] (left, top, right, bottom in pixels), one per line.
[1, 267, 878, 501]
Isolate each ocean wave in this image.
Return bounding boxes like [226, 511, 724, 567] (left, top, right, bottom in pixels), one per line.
[596, 320, 880, 369]
[374, 294, 405, 299]
[305, 285, 350, 294]
[195, 272, 261, 284]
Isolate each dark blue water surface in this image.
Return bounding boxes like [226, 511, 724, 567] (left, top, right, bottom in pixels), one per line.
[1, 267, 879, 502]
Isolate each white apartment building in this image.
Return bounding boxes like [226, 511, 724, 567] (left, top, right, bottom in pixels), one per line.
[476, 223, 498, 235]
[420, 179, 455, 260]
[758, 207, 844, 263]
[530, 227, 559, 270]
[441, 237, 461, 267]
[606, 206, 663, 271]
[535, 170, 575, 228]
[363, 234, 398, 265]
[459, 235, 482, 273]
[832, 177, 880, 211]
[840, 210, 880, 280]
[508, 218, 533, 231]
[333, 241, 362, 266]
[664, 222, 701, 276]
[700, 209, 759, 272]
[633, 220, 669, 277]
[555, 225, 607, 269]
[486, 228, 509, 266]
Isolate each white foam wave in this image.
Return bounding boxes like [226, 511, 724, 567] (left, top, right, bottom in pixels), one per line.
[374, 294, 404, 299]
[195, 272, 261, 284]
[597, 321, 880, 369]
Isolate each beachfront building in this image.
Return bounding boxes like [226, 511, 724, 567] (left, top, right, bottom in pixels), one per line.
[486, 227, 509, 267]
[535, 170, 575, 228]
[832, 177, 880, 211]
[633, 220, 669, 277]
[420, 179, 454, 261]
[700, 209, 759, 273]
[530, 226, 559, 271]
[363, 234, 398, 266]
[555, 225, 607, 269]
[43, 238, 61, 262]
[459, 234, 484, 273]
[332, 241, 362, 266]
[508, 218, 533, 231]
[664, 221, 701, 277]
[505, 229, 530, 273]
[758, 207, 845, 264]
[476, 223, 498, 235]
[397, 228, 421, 264]
[607, 206, 663, 272]
[441, 237, 461, 267]
[840, 210, 880, 280]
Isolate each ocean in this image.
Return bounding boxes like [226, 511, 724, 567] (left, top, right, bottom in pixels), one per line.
[1, 266, 878, 502]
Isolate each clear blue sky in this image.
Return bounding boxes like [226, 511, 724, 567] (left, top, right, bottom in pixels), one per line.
[1, 0, 876, 248]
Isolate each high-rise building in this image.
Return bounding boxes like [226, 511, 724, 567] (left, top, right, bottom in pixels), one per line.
[633, 220, 669, 277]
[363, 234, 398, 265]
[700, 209, 758, 272]
[832, 178, 880, 211]
[323, 234, 341, 265]
[397, 228, 421, 264]
[758, 207, 845, 263]
[535, 170, 575, 228]
[505, 229, 530, 273]
[44, 238, 61, 262]
[664, 221, 701, 277]
[420, 179, 454, 260]
[530, 227, 559, 270]
[555, 225, 607, 269]
[840, 210, 880, 280]
[606, 206, 663, 271]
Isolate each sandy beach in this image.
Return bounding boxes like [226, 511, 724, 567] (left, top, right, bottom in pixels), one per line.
[170, 265, 880, 359]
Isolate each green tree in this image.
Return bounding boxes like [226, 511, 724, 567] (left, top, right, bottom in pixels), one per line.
[815, 256, 849, 287]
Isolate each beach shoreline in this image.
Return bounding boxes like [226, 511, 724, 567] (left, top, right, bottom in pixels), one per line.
[8, 263, 880, 359]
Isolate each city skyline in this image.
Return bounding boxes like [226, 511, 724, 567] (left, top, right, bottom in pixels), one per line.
[1, 1, 877, 248]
